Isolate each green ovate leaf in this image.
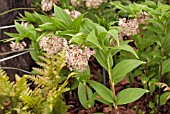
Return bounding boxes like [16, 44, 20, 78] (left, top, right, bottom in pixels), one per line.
[94, 49, 107, 70]
[78, 82, 94, 109]
[162, 58, 170, 75]
[117, 88, 149, 105]
[112, 59, 145, 84]
[5, 32, 19, 38]
[70, 14, 84, 31]
[51, 17, 69, 30]
[108, 29, 119, 46]
[80, 18, 96, 34]
[71, 32, 86, 44]
[35, 12, 52, 23]
[86, 30, 102, 49]
[38, 22, 56, 31]
[88, 80, 114, 103]
[15, 22, 27, 34]
[54, 5, 72, 26]
[160, 92, 170, 106]
[112, 44, 139, 59]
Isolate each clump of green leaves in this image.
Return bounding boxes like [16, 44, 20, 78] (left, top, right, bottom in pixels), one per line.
[111, 1, 170, 113]
[5, 3, 149, 113]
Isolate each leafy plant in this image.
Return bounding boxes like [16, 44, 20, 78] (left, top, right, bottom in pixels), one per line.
[111, 1, 170, 113]
[0, 49, 76, 114]
[4, 3, 151, 113]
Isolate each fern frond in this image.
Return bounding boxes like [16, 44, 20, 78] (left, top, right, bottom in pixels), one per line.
[54, 49, 66, 73]
[0, 68, 14, 96]
[21, 95, 35, 107]
[46, 89, 68, 114]
[36, 62, 47, 68]
[38, 54, 51, 65]
[25, 75, 50, 87]
[15, 75, 32, 97]
[0, 68, 7, 77]
[32, 67, 46, 76]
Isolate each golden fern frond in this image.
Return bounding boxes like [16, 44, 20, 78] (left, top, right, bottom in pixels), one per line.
[21, 95, 35, 107]
[0, 67, 7, 77]
[34, 49, 66, 76]
[25, 75, 50, 87]
[32, 67, 46, 76]
[36, 62, 47, 68]
[38, 53, 51, 65]
[0, 68, 14, 95]
[54, 49, 66, 73]
[155, 82, 170, 91]
[46, 88, 68, 114]
[15, 75, 32, 97]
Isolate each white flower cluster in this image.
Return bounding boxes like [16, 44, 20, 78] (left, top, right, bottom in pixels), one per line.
[66, 45, 95, 72]
[39, 35, 95, 72]
[64, 9, 81, 19]
[70, 0, 105, 9]
[118, 18, 139, 37]
[86, 0, 105, 9]
[39, 35, 68, 56]
[41, 0, 53, 11]
[10, 41, 26, 51]
[118, 12, 148, 37]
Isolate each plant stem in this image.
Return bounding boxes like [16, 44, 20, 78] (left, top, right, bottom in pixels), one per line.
[107, 59, 117, 113]
[157, 61, 163, 113]
[84, 83, 92, 114]
[0, 8, 35, 16]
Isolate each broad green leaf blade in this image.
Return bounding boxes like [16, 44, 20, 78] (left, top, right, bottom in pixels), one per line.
[35, 12, 52, 23]
[162, 58, 170, 74]
[5, 32, 19, 38]
[86, 30, 102, 49]
[95, 96, 111, 105]
[24, 12, 41, 23]
[111, 44, 139, 59]
[78, 82, 94, 109]
[70, 14, 84, 31]
[160, 92, 170, 106]
[15, 22, 27, 34]
[71, 32, 86, 44]
[51, 17, 69, 30]
[38, 23, 56, 31]
[117, 88, 148, 105]
[78, 82, 88, 109]
[112, 59, 145, 84]
[108, 29, 119, 46]
[80, 18, 96, 34]
[110, 1, 129, 13]
[94, 49, 107, 70]
[94, 23, 107, 34]
[54, 5, 72, 26]
[88, 80, 114, 103]
[57, 30, 77, 36]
